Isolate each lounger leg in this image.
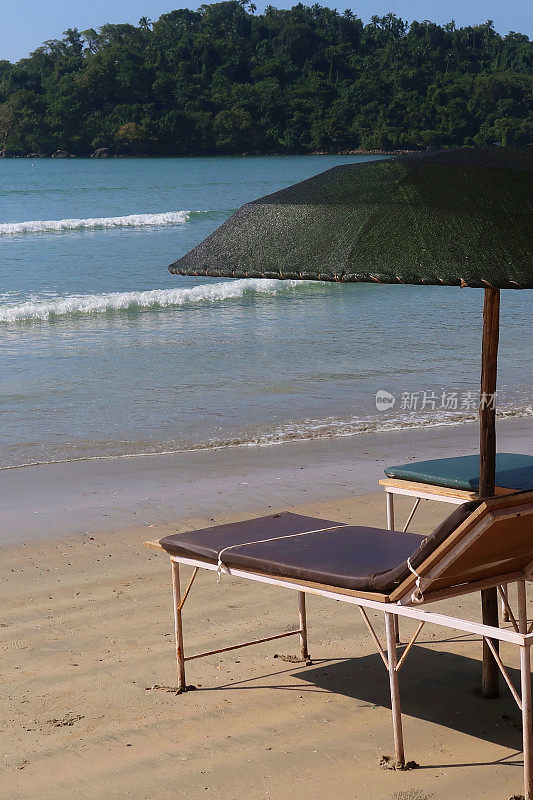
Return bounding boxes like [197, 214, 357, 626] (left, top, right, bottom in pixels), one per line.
[386, 492, 395, 531]
[393, 615, 400, 645]
[385, 494, 401, 643]
[171, 561, 186, 692]
[298, 591, 309, 661]
[521, 643, 532, 800]
[385, 612, 405, 768]
[482, 587, 500, 698]
[518, 581, 533, 799]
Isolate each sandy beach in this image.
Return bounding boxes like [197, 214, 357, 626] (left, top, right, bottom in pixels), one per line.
[2, 418, 532, 800]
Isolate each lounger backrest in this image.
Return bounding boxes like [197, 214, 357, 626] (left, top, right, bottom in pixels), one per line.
[390, 490, 533, 602]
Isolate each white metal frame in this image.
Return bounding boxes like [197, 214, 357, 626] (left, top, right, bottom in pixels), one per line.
[164, 551, 533, 798]
[381, 478, 482, 533]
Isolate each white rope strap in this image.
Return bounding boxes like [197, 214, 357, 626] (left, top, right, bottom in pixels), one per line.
[406, 556, 425, 603]
[216, 525, 344, 583]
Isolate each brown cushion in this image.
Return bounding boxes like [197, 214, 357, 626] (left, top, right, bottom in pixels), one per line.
[371, 498, 482, 590]
[215, 526, 428, 590]
[159, 513, 345, 562]
[159, 502, 482, 594]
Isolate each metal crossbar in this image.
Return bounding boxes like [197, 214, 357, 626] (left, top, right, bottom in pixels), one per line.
[178, 567, 199, 612]
[358, 611, 425, 674]
[483, 636, 522, 710]
[396, 622, 425, 672]
[402, 498, 421, 532]
[184, 629, 303, 662]
[359, 607, 388, 669]
[498, 584, 519, 633]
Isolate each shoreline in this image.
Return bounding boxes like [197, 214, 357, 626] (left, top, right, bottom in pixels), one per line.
[3, 407, 531, 472]
[2, 415, 530, 549]
[1, 149, 416, 160]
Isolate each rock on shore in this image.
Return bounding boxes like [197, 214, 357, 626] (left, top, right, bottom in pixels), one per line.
[91, 147, 111, 158]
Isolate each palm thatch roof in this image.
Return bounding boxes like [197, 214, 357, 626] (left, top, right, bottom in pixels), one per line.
[169, 147, 533, 289]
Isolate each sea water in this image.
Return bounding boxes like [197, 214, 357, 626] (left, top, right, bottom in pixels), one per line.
[0, 155, 531, 469]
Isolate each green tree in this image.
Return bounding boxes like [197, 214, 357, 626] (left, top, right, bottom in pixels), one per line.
[0, 4, 530, 156]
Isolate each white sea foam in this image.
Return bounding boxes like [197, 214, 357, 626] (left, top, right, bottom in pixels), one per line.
[0, 210, 190, 235]
[2, 405, 531, 470]
[237, 405, 533, 448]
[0, 279, 302, 323]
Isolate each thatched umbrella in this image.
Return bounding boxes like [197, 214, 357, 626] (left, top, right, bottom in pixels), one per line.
[169, 146, 533, 697]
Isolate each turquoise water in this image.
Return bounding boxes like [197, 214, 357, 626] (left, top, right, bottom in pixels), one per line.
[0, 155, 531, 469]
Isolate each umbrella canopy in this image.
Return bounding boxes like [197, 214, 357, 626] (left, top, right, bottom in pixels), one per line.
[170, 147, 533, 289]
[169, 146, 532, 698]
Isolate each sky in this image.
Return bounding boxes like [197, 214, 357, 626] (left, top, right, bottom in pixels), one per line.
[2, 0, 532, 63]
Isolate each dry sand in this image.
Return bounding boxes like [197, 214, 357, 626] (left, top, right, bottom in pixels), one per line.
[2, 419, 532, 800]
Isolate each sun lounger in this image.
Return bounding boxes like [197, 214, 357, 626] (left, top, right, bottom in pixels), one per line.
[145, 490, 533, 798]
[379, 452, 533, 530]
[379, 454, 533, 624]
[384, 453, 533, 493]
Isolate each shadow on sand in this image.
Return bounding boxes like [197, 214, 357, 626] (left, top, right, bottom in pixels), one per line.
[292, 645, 526, 754]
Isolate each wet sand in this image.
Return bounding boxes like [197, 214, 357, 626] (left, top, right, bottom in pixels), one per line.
[1, 418, 532, 799]
[1, 416, 531, 547]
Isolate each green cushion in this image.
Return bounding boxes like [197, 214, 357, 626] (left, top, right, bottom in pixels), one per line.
[384, 453, 533, 491]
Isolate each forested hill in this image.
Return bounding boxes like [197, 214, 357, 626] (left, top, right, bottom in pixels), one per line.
[0, 3, 532, 157]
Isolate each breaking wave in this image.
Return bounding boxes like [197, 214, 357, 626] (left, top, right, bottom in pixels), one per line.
[0, 279, 303, 322]
[0, 210, 191, 235]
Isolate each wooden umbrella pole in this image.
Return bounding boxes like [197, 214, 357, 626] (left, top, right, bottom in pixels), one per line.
[480, 286, 500, 699]
[479, 287, 500, 497]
